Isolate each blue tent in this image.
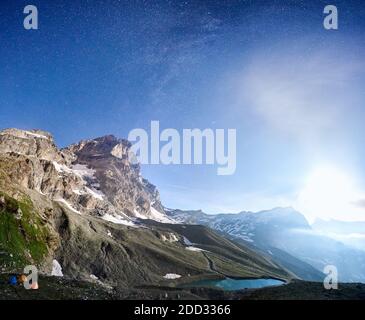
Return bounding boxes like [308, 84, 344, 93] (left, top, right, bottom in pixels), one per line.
[8, 275, 18, 285]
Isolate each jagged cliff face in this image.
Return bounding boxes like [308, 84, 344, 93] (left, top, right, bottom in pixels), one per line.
[0, 129, 167, 223]
[65, 135, 165, 219]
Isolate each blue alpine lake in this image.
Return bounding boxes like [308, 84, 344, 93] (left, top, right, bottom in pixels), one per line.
[183, 278, 286, 291]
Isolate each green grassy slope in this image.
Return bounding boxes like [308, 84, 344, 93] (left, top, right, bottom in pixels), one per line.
[0, 192, 50, 272]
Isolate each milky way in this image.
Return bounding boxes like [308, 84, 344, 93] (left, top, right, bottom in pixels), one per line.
[1, 0, 365, 214]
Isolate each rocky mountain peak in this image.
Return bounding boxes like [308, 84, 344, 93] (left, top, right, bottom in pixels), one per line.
[67, 134, 167, 220]
[0, 128, 170, 223]
[0, 128, 54, 141]
[67, 135, 132, 164]
[0, 128, 68, 164]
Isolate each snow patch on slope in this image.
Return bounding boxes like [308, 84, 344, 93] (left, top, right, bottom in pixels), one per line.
[186, 246, 205, 252]
[51, 259, 63, 277]
[133, 209, 146, 219]
[85, 187, 104, 200]
[24, 131, 50, 140]
[183, 236, 193, 246]
[161, 233, 179, 242]
[56, 198, 81, 215]
[53, 161, 72, 174]
[163, 273, 181, 279]
[150, 207, 175, 223]
[53, 162, 105, 200]
[102, 213, 136, 227]
[71, 164, 97, 180]
[134, 206, 175, 224]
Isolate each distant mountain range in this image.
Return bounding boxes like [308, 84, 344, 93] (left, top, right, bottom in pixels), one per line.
[312, 219, 365, 251]
[166, 207, 365, 283]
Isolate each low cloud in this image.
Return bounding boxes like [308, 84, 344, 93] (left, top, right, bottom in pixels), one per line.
[237, 45, 365, 140]
[352, 199, 365, 208]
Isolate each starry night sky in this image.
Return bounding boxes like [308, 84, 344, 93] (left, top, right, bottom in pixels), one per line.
[1, 0, 365, 217]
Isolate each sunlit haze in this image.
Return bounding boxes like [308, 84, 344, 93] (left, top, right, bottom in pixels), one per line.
[295, 166, 365, 223]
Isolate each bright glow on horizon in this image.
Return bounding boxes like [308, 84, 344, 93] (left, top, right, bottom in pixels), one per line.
[296, 166, 365, 223]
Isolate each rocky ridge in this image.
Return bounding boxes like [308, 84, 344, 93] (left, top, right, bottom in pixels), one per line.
[0, 128, 169, 224]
